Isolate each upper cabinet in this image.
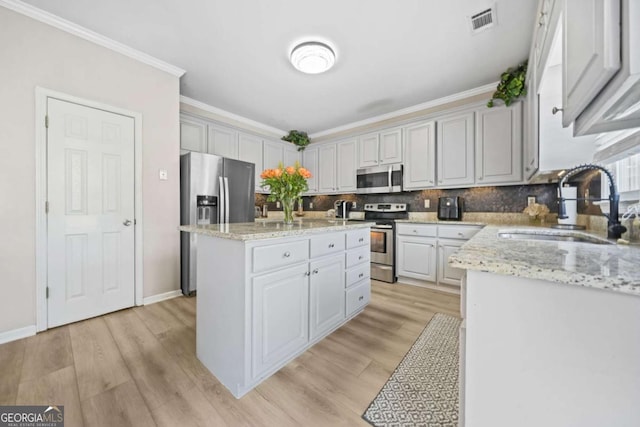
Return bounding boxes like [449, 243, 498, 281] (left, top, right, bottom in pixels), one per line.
[263, 140, 283, 170]
[475, 103, 523, 184]
[238, 132, 264, 191]
[403, 121, 436, 190]
[357, 128, 402, 168]
[302, 147, 319, 194]
[208, 125, 238, 159]
[180, 116, 208, 153]
[337, 139, 358, 192]
[283, 144, 301, 167]
[562, 0, 621, 127]
[437, 112, 475, 187]
[318, 144, 337, 193]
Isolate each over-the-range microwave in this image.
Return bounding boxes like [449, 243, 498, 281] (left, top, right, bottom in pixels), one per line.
[574, 0, 640, 136]
[356, 164, 403, 194]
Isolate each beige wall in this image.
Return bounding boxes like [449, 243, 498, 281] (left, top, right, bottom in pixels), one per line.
[0, 7, 181, 334]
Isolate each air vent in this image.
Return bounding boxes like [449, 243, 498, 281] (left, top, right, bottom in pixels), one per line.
[469, 6, 497, 34]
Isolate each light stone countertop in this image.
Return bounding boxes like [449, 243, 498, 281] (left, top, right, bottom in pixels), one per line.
[179, 219, 374, 241]
[449, 225, 640, 296]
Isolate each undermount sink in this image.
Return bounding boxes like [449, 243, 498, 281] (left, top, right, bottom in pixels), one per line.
[498, 230, 613, 245]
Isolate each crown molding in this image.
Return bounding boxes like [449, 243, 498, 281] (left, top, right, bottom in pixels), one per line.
[309, 82, 498, 139]
[180, 96, 287, 137]
[0, 0, 185, 77]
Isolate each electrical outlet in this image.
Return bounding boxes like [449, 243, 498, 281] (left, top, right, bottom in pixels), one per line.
[159, 169, 168, 181]
[424, 199, 430, 208]
[309, 202, 313, 209]
[527, 196, 536, 206]
[276, 201, 280, 208]
[352, 202, 357, 209]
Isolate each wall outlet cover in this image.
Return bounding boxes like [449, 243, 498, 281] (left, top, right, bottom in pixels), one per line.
[527, 196, 536, 206]
[159, 169, 168, 181]
[309, 202, 313, 209]
[424, 199, 430, 208]
[276, 201, 280, 208]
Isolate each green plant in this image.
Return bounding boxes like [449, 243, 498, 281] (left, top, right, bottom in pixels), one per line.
[282, 130, 310, 151]
[487, 61, 528, 107]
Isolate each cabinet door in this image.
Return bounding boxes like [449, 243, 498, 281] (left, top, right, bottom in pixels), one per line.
[396, 236, 437, 282]
[337, 139, 357, 191]
[523, 73, 539, 180]
[208, 125, 238, 159]
[309, 255, 345, 340]
[263, 140, 283, 170]
[302, 147, 319, 194]
[180, 117, 207, 153]
[475, 103, 523, 184]
[358, 134, 379, 168]
[437, 113, 475, 187]
[562, 0, 620, 127]
[238, 132, 264, 191]
[252, 263, 309, 379]
[318, 144, 337, 193]
[379, 129, 402, 165]
[403, 121, 436, 190]
[283, 144, 301, 167]
[437, 239, 465, 287]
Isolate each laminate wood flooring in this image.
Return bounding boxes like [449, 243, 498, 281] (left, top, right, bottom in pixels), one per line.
[0, 280, 459, 426]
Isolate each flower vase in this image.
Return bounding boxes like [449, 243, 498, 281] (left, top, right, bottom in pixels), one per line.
[281, 197, 295, 224]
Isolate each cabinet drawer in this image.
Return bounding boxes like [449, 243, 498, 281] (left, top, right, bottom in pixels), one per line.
[345, 280, 371, 317]
[346, 246, 370, 268]
[438, 225, 482, 240]
[346, 263, 370, 288]
[346, 228, 370, 249]
[396, 223, 437, 237]
[310, 232, 345, 258]
[252, 240, 309, 273]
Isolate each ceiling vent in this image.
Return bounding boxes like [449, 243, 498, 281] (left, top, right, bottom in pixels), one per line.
[469, 6, 497, 34]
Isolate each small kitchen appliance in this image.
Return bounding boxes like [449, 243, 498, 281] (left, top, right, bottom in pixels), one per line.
[364, 203, 408, 283]
[334, 200, 353, 218]
[438, 197, 463, 220]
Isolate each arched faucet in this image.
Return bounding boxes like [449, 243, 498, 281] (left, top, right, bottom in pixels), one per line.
[557, 164, 627, 239]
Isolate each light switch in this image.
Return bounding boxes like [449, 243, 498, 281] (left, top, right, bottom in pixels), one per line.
[159, 169, 168, 181]
[424, 199, 430, 208]
[310, 202, 314, 208]
[276, 201, 281, 208]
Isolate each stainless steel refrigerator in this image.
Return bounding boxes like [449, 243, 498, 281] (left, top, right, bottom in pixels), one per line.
[180, 152, 255, 295]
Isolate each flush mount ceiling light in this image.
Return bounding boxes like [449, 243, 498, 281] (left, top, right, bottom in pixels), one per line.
[290, 41, 336, 74]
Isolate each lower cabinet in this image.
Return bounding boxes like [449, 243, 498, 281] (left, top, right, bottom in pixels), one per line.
[309, 255, 346, 340]
[396, 236, 437, 282]
[437, 239, 465, 286]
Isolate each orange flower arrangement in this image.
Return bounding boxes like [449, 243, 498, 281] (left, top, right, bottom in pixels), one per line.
[260, 162, 312, 223]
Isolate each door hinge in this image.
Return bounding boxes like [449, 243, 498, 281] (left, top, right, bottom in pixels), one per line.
[46, 287, 49, 299]
[45, 201, 49, 214]
[45, 115, 49, 128]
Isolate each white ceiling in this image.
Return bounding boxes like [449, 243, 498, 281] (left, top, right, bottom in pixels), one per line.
[22, 0, 537, 134]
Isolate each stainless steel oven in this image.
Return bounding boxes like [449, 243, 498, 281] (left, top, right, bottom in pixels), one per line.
[364, 203, 408, 283]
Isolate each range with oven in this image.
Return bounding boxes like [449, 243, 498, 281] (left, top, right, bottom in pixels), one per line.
[364, 203, 408, 283]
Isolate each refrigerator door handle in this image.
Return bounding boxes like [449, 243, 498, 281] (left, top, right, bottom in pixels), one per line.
[224, 177, 230, 223]
[219, 176, 225, 224]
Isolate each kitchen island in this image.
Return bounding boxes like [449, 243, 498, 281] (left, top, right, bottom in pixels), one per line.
[450, 226, 640, 427]
[179, 219, 373, 398]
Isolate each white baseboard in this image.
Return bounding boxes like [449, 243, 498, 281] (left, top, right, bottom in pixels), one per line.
[143, 290, 182, 305]
[0, 325, 36, 345]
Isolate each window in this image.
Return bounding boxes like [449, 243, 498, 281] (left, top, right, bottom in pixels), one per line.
[605, 153, 640, 202]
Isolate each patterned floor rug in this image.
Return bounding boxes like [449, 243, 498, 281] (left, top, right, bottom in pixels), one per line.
[363, 313, 462, 427]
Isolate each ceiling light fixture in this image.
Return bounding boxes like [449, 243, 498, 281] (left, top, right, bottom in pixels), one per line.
[290, 41, 336, 74]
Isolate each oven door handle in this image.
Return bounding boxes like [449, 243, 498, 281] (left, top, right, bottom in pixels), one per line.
[372, 225, 393, 229]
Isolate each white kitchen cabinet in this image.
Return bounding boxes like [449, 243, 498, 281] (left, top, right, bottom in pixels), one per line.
[318, 144, 337, 193]
[302, 146, 319, 194]
[208, 125, 238, 159]
[437, 239, 465, 287]
[263, 140, 283, 170]
[180, 116, 208, 153]
[357, 128, 402, 168]
[475, 102, 523, 184]
[283, 144, 301, 167]
[337, 139, 358, 192]
[523, 67, 540, 180]
[309, 254, 345, 340]
[437, 112, 475, 187]
[238, 132, 264, 191]
[403, 121, 436, 190]
[396, 236, 437, 282]
[562, 0, 620, 127]
[251, 263, 309, 379]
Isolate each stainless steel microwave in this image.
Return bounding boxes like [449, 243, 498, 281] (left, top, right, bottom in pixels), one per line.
[356, 164, 403, 194]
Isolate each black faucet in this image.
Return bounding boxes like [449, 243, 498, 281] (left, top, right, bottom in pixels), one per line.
[557, 164, 627, 239]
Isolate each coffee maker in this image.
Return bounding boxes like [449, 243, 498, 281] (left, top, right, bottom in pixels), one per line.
[334, 200, 352, 219]
[437, 196, 463, 220]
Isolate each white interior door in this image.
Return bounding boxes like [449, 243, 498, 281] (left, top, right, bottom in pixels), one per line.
[47, 98, 135, 328]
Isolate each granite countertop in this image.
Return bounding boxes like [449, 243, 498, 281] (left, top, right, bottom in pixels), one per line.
[449, 225, 640, 296]
[179, 219, 374, 241]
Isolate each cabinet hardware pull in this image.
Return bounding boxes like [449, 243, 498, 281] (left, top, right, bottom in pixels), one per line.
[359, 273, 364, 278]
[358, 296, 364, 301]
[329, 243, 335, 248]
[413, 230, 417, 233]
[283, 251, 291, 258]
[358, 238, 364, 242]
[478, 176, 483, 180]
[552, 106, 563, 115]
[305, 271, 311, 276]
[358, 255, 363, 260]
[458, 232, 464, 236]
[313, 268, 319, 274]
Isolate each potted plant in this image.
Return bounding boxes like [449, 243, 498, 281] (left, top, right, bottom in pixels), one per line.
[487, 61, 528, 107]
[282, 130, 310, 152]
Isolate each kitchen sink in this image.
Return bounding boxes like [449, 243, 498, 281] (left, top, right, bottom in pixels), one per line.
[497, 230, 613, 245]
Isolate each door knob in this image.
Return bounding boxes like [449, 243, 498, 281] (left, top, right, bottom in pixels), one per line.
[123, 219, 132, 226]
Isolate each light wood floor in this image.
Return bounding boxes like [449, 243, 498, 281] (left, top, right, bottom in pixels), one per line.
[0, 281, 460, 427]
